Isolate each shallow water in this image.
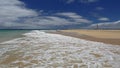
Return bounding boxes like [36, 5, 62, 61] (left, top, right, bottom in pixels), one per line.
[0, 30, 30, 43]
[0, 30, 120, 68]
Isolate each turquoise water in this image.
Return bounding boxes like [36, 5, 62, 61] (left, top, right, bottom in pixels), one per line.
[0, 30, 30, 43]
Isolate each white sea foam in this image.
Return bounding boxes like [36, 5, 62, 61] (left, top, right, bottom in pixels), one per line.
[0, 30, 120, 68]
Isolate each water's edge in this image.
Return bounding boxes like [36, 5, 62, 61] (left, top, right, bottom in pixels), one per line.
[0, 30, 120, 68]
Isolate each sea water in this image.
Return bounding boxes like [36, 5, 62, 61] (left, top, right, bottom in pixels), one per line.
[0, 30, 30, 43]
[0, 30, 120, 68]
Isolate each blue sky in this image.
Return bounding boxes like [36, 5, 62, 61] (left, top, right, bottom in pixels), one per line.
[21, 0, 120, 21]
[0, 0, 120, 29]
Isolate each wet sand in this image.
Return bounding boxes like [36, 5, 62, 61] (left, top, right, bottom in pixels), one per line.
[0, 30, 120, 68]
[53, 30, 120, 45]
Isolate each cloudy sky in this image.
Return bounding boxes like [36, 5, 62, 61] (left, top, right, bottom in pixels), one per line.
[0, 0, 120, 29]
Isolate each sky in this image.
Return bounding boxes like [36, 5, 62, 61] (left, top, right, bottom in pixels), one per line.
[0, 0, 120, 29]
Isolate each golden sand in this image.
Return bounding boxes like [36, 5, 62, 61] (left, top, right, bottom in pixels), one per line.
[53, 30, 120, 45]
[62, 30, 120, 39]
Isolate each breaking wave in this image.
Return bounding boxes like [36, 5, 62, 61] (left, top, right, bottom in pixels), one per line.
[0, 30, 120, 68]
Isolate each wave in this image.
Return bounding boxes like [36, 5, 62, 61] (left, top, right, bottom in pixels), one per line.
[0, 30, 120, 68]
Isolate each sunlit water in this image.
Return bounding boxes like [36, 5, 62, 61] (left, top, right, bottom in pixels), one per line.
[0, 30, 120, 68]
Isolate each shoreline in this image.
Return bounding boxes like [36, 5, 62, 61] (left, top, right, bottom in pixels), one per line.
[0, 30, 120, 45]
[51, 30, 120, 45]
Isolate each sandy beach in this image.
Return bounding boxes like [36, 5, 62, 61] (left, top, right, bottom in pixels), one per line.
[54, 30, 120, 45]
[0, 30, 120, 68]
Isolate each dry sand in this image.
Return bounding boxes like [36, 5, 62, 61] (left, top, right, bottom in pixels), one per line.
[62, 30, 120, 39]
[53, 30, 120, 45]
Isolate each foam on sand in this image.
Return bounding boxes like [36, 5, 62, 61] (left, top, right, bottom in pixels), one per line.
[0, 30, 120, 68]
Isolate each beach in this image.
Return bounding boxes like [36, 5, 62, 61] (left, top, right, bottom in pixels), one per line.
[0, 30, 120, 68]
[1, 0, 120, 67]
[54, 30, 120, 45]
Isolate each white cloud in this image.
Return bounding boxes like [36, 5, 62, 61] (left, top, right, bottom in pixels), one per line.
[98, 17, 110, 21]
[80, 0, 99, 3]
[96, 7, 104, 10]
[0, 0, 37, 18]
[0, 0, 92, 29]
[56, 12, 92, 23]
[66, 0, 74, 3]
[62, 0, 99, 4]
[0, 0, 37, 28]
[89, 20, 120, 29]
[56, 12, 83, 19]
[22, 13, 92, 29]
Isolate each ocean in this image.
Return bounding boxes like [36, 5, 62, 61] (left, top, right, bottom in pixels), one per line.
[0, 30, 30, 43]
[0, 30, 120, 68]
